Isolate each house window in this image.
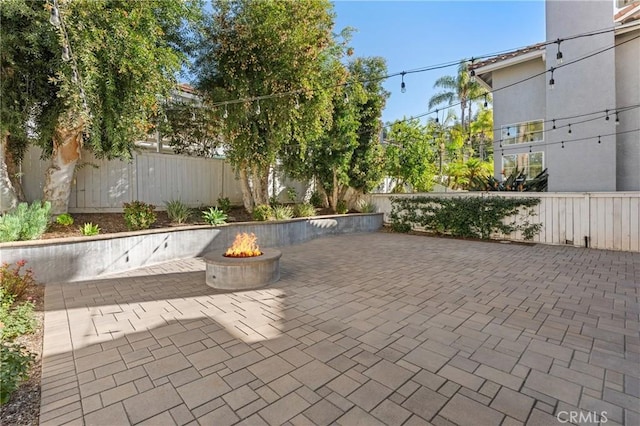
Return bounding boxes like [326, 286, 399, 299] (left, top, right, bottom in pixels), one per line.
[502, 152, 544, 178]
[616, 0, 634, 9]
[501, 120, 544, 145]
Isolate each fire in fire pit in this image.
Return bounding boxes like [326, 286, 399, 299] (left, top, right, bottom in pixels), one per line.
[224, 232, 262, 258]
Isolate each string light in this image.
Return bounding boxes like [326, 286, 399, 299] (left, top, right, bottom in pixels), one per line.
[223, 104, 228, 119]
[615, 112, 620, 125]
[469, 58, 476, 83]
[294, 98, 300, 110]
[400, 71, 406, 93]
[344, 91, 349, 104]
[549, 67, 555, 90]
[49, 0, 61, 27]
[556, 38, 563, 64]
[605, 109, 610, 121]
[598, 135, 601, 144]
[483, 94, 488, 108]
[552, 119, 556, 130]
[434, 109, 439, 123]
[255, 100, 261, 115]
[568, 123, 572, 134]
[62, 45, 70, 61]
[529, 145, 532, 153]
[561, 140, 565, 148]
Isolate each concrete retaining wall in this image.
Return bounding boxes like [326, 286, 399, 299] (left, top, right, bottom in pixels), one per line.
[0, 213, 383, 284]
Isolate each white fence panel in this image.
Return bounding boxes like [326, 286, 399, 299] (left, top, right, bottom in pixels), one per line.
[371, 192, 640, 252]
[20, 147, 244, 212]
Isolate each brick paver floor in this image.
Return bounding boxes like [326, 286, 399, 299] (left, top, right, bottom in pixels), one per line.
[39, 233, 639, 425]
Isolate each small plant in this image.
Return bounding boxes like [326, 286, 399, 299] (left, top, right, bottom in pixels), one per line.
[202, 207, 228, 226]
[309, 190, 324, 208]
[123, 201, 157, 230]
[0, 295, 36, 341]
[294, 203, 316, 218]
[80, 223, 100, 236]
[273, 205, 294, 220]
[336, 200, 348, 214]
[252, 204, 274, 221]
[217, 197, 231, 213]
[268, 196, 281, 208]
[0, 261, 36, 302]
[286, 187, 298, 203]
[1, 342, 35, 404]
[0, 201, 51, 242]
[357, 200, 376, 213]
[55, 213, 74, 226]
[165, 200, 191, 224]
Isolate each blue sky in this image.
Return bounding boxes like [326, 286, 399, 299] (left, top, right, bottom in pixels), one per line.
[332, 1, 546, 124]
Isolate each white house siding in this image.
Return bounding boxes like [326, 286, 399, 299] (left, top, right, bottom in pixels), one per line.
[492, 59, 547, 179]
[615, 30, 640, 191]
[545, 1, 618, 191]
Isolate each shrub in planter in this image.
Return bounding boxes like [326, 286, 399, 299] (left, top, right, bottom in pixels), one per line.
[294, 203, 316, 218]
[165, 200, 191, 224]
[216, 197, 231, 213]
[0, 201, 51, 242]
[202, 207, 227, 226]
[390, 195, 542, 240]
[336, 200, 348, 214]
[55, 213, 74, 226]
[252, 204, 274, 221]
[80, 223, 100, 236]
[273, 205, 293, 220]
[0, 261, 36, 301]
[123, 201, 157, 230]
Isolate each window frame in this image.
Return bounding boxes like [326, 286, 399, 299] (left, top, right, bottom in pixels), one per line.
[501, 151, 545, 180]
[500, 119, 544, 146]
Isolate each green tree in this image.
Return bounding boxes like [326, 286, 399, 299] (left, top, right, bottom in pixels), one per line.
[0, 0, 58, 212]
[384, 119, 437, 192]
[195, 0, 336, 212]
[428, 61, 487, 131]
[1, 0, 201, 214]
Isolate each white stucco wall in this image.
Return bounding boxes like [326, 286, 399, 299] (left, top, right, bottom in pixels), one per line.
[492, 58, 547, 179]
[545, 0, 617, 191]
[615, 30, 640, 190]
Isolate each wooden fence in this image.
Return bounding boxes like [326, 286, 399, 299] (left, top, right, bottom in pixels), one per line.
[21, 148, 244, 212]
[370, 192, 640, 252]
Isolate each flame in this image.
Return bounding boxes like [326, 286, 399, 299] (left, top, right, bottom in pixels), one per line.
[225, 232, 262, 257]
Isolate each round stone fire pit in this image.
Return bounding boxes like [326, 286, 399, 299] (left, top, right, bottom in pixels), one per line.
[204, 248, 282, 290]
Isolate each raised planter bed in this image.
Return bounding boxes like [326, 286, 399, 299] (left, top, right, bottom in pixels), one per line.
[0, 213, 383, 284]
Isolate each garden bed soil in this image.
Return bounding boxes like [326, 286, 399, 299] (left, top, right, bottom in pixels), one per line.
[41, 206, 337, 240]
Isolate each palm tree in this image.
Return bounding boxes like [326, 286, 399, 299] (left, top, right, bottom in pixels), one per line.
[428, 61, 487, 131]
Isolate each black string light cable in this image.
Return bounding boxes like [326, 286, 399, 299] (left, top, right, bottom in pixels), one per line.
[202, 24, 630, 111]
[498, 128, 639, 151]
[378, 33, 640, 134]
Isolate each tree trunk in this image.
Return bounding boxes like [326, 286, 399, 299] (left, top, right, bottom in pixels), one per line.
[5, 139, 26, 202]
[43, 124, 84, 215]
[239, 166, 254, 213]
[0, 132, 18, 213]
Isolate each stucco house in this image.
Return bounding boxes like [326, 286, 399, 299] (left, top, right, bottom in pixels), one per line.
[472, 0, 639, 191]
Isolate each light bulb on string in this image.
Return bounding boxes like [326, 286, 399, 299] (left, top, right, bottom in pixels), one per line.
[568, 123, 572, 134]
[469, 58, 476, 83]
[615, 112, 620, 125]
[605, 109, 610, 121]
[552, 119, 556, 130]
[49, 2, 61, 27]
[71, 69, 78, 83]
[549, 67, 555, 90]
[62, 45, 70, 61]
[483, 94, 488, 108]
[255, 100, 261, 115]
[556, 39, 563, 65]
[294, 98, 300, 110]
[434, 109, 439, 124]
[223, 104, 228, 119]
[499, 140, 503, 148]
[561, 140, 565, 149]
[529, 145, 532, 153]
[401, 72, 406, 93]
[598, 135, 601, 144]
[344, 92, 349, 104]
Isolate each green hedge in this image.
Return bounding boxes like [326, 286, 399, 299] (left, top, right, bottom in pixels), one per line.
[390, 196, 542, 240]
